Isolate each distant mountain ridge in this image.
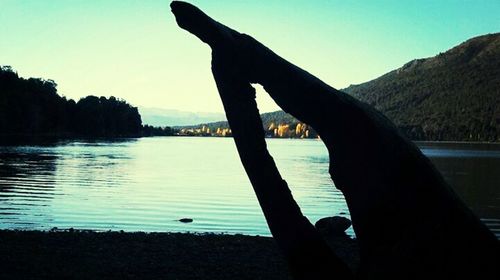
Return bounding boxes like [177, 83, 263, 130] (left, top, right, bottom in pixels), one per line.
[180, 110, 296, 130]
[139, 107, 225, 127]
[343, 33, 500, 141]
[184, 33, 500, 141]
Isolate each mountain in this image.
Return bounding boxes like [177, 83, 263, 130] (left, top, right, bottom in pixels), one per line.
[139, 107, 225, 127]
[184, 33, 500, 141]
[343, 33, 500, 141]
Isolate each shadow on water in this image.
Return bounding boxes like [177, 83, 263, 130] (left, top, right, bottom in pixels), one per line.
[0, 135, 139, 147]
[0, 135, 62, 147]
[430, 156, 500, 218]
[0, 151, 58, 228]
[0, 153, 58, 188]
[418, 142, 500, 238]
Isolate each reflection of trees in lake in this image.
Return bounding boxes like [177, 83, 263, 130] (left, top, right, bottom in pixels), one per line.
[0, 152, 58, 192]
[0, 151, 58, 228]
[430, 156, 500, 218]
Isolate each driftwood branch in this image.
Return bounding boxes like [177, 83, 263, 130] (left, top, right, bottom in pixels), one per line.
[171, 1, 499, 279]
[171, 2, 352, 279]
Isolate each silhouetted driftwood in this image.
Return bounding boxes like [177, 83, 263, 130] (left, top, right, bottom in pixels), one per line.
[171, 2, 499, 279]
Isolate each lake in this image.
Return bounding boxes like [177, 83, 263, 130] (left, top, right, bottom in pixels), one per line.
[0, 137, 499, 238]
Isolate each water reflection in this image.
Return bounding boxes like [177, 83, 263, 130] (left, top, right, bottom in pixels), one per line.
[0, 151, 58, 228]
[418, 142, 500, 238]
[0, 152, 57, 192]
[0, 138, 498, 238]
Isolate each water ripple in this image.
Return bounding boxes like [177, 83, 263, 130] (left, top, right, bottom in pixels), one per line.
[0, 138, 498, 239]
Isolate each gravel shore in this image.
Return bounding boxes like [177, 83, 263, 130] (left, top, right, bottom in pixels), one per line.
[0, 229, 358, 279]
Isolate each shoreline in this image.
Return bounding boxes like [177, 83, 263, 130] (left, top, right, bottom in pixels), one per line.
[0, 229, 358, 280]
[414, 140, 500, 145]
[1, 133, 499, 145]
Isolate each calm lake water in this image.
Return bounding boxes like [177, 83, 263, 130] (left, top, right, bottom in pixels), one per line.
[0, 137, 499, 238]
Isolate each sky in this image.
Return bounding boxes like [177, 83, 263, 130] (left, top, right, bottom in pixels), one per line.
[1, 0, 499, 113]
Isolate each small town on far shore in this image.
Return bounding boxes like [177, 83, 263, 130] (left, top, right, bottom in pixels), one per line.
[177, 122, 319, 139]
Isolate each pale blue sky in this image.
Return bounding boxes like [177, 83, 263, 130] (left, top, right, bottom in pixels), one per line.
[1, 0, 499, 113]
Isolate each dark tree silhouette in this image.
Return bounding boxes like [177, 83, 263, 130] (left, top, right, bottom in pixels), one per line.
[171, 2, 499, 279]
[0, 66, 164, 138]
[0, 67, 67, 135]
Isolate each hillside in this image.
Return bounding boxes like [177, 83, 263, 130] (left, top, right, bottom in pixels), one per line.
[184, 33, 500, 141]
[344, 33, 500, 141]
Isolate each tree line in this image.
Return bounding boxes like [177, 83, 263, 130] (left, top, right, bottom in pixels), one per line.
[0, 66, 173, 138]
[344, 33, 500, 142]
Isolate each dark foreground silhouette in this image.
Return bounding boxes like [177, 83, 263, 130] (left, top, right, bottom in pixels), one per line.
[0, 230, 292, 279]
[170, 2, 499, 279]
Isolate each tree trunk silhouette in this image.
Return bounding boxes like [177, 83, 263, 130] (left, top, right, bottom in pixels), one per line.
[171, 1, 499, 279]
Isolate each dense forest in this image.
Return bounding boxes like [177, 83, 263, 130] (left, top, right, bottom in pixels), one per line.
[187, 33, 500, 142]
[344, 33, 500, 142]
[0, 66, 172, 138]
